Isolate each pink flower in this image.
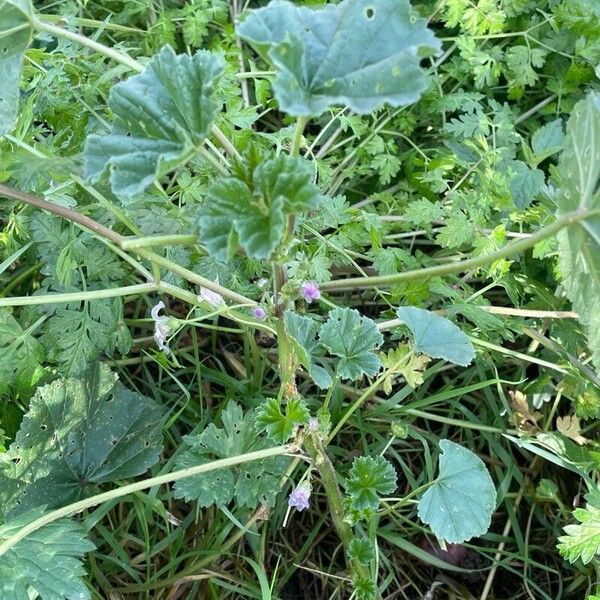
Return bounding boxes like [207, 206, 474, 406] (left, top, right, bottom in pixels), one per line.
[308, 417, 319, 431]
[252, 306, 267, 320]
[300, 281, 320, 303]
[288, 483, 311, 512]
[198, 287, 223, 307]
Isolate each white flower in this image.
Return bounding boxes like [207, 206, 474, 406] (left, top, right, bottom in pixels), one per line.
[198, 287, 224, 307]
[151, 301, 171, 353]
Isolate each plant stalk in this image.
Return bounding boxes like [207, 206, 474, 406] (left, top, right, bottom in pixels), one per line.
[0, 283, 157, 307]
[319, 209, 596, 291]
[304, 436, 369, 582]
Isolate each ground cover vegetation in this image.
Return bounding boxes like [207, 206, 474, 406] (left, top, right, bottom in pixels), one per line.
[0, 0, 599, 598]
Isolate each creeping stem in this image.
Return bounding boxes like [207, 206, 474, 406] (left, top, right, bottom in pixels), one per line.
[319, 209, 598, 291]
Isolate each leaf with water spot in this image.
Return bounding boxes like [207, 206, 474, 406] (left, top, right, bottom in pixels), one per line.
[237, 0, 441, 116]
[417, 439, 496, 543]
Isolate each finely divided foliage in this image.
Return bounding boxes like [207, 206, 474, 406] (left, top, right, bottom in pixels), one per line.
[0, 0, 599, 597]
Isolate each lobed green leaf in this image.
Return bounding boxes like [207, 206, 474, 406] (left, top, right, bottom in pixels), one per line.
[237, 0, 440, 117]
[85, 45, 224, 199]
[0, 364, 163, 517]
[0, 510, 94, 600]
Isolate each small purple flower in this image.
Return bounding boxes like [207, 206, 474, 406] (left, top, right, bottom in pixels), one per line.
[308, 417, 319, 431]
[300, 281, 321, 303]
[288, 483, 311, 512]
[151, 301, 171, 353]
[252, 306, 267, 320]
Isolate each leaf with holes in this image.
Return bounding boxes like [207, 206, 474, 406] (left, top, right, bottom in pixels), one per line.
[396, 307, 475, 366]
[556, 93, 600, 371]
[0, 510, 95, 600]
[197, 154, 320, 260]
[319, 308, 383, 381]
[237, 0, 441, 116]
[0, 364, 163, 517]
[173, 401, 288, 508]
[85, 45, 224, 199]
[417, 439, 496, 543]
[0, 0, 33, 135]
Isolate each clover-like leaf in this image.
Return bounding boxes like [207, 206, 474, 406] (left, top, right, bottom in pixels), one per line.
[237, 0, 441, 117]
[0, 364, 163, 517]
[85, 45, 224, 199]
[255, 397, 309, 443]
[417, 439, 496, 544]
[556, 93, 600, 371]
[319, 308, 383, 381]
[197, 154, 320, 260]
[396, 307, 475, 366]
[345, 456, 397, 511]
[0, 510, 95, 600]
[173, 401, 288, 508]
[283, 310, 332, 389]
[0, 0, 33, 135]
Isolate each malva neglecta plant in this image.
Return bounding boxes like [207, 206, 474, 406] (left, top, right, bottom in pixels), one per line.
[0, 0, 599, 598]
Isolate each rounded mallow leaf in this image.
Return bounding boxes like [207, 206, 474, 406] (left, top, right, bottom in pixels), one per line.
[417, 439, 496, 544]
[237, 0, 441, 117]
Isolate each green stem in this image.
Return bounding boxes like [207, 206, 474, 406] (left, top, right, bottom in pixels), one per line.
[0, 445, 292, 558]
[33, 19, 143, 72]
[36, 13, 145, 33]
[275, 317, 297, 400]
[0, 283, 157, 307]
[291, 116, 308, 157]
[0, 184, 124, 246]
[320, 209, 595, 291]
[136, 249, 256, 306]
[304, 436, 369, 581]
[121, 234, 199, 250]
[0, 184, 256, 306]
